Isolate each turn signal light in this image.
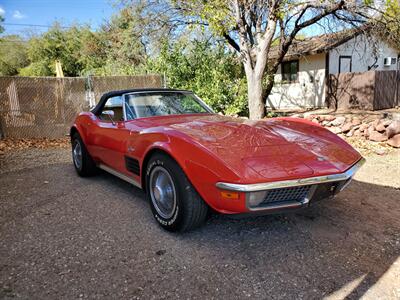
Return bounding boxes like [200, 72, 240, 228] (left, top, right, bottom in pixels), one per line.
[220, 191, 239, 199]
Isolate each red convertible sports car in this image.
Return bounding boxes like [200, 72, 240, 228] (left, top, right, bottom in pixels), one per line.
[70, 88, 365, 232]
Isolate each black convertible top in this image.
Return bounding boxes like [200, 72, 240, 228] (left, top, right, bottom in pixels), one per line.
[91, 88, 193, 115]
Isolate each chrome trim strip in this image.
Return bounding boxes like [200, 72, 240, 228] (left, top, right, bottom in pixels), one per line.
[216, 158, 365, 192]
[98, 163, 142, 189]
[122, 94, 127, 121]
[249, 201, 303, 211]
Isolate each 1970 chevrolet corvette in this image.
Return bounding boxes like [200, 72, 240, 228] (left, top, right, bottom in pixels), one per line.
[70, 88, 365, 231]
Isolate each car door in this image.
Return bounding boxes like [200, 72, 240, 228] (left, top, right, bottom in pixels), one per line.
[89, 95, 131, 173]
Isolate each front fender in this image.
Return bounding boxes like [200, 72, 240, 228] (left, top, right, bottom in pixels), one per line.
[137, 131, 242, 212]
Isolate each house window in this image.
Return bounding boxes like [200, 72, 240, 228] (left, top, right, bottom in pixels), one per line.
[282, 60, 299, 83]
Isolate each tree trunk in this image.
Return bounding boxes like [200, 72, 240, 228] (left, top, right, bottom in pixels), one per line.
[246, 71, 265, 119]
[262, 73, 275, 111]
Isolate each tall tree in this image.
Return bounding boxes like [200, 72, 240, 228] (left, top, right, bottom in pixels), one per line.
[167, 0, 374, 119]
[20, 24, 100, 76]
[118, 0, 195, 55]
[101, 7, 148, 71]
[372, 0, 400, 49]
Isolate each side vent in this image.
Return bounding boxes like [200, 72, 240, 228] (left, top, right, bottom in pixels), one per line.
[125, 156, 140, 175]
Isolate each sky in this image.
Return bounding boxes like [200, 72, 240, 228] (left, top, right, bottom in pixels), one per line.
[0, 0, 119, 36]
[0, 0, 350, 38]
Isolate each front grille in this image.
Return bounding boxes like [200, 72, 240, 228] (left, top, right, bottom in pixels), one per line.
[261, 185, 312, 205]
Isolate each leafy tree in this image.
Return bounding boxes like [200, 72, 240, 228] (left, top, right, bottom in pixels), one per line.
[117, 0, 194, 55]
[20, 24, 96, 76]
[77, 29, 108, 75]
[166, 0, 375, 119]
[16, 8, 153, 77]
[101, 8, 147, 72]
[373, 0, 400, 49]
[147, 40, 248, 115]
[0, 35, 29, 75]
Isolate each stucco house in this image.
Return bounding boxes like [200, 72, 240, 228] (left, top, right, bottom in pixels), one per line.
[267, 28, 400, 110]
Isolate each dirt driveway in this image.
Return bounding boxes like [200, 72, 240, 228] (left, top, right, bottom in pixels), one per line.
[0, 148, 399, 299]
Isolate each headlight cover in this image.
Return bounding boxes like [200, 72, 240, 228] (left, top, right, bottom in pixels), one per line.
[246, 190, 268, 207]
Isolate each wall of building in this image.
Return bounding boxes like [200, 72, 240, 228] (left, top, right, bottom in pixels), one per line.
[329, 35, 399, 74]
[267, 53, 326, 110]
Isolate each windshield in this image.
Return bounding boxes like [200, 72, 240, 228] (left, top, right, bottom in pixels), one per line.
[124, 92, 212, 120]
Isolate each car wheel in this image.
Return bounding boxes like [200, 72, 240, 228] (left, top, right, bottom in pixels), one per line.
[145, 153, 208, 232]
[71, 132, 97, 177]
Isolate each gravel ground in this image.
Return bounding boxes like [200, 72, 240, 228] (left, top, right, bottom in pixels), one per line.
[0, 148, 399, 299]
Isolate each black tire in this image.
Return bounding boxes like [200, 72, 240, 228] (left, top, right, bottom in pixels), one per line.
[145, 153, 208, 232]
[71, 132, 97, 177]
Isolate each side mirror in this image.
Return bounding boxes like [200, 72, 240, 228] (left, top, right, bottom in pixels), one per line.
[102, 110, 115, 124]
[102, 110, 115, 118]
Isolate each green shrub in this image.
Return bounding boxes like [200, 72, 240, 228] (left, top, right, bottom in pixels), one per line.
[147, 41, 248, 116]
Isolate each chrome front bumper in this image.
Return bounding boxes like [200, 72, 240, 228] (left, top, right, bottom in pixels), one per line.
[216, 158, 365, 212]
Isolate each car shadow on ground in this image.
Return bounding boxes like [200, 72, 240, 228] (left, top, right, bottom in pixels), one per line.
[98, 169, 399, 299]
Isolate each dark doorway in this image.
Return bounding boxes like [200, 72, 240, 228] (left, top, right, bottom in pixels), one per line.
[339, 56, 352, 73]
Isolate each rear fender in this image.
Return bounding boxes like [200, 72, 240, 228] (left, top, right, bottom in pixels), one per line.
[70, 113, 96, 146]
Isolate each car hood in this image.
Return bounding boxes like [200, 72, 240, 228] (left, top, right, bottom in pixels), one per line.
[138, 114, 361, 183]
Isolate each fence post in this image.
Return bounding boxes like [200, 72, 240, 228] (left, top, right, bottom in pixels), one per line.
[396, 58, 399, 107]
[0, 120, 3, 139]
[163, 72, 167, 88]
[85, 75, 96, 108]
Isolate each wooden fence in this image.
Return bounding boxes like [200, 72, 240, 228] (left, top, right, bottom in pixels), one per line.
[327, 70, 399, 111]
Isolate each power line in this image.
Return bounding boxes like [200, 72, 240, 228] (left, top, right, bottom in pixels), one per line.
[3, 23, 72, 29]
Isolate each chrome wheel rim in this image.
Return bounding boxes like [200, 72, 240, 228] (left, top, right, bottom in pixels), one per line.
[73, 140, 82, 169]
[149, 166, 177, 219]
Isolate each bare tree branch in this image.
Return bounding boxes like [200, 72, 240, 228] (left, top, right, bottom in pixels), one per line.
[223, 32, 240, 52]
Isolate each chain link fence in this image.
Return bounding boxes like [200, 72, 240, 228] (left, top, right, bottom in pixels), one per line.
[0, 75, 163, 138]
